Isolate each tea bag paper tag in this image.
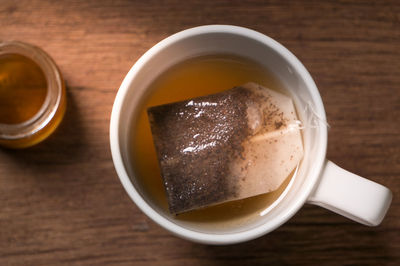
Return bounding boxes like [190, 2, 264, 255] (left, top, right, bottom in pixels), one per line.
[231, 82, 303, 199]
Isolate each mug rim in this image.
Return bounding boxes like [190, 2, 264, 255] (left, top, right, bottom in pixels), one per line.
[110, 25, 327, 244]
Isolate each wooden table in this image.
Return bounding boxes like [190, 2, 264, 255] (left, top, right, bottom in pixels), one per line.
[1, 0, 399, 265]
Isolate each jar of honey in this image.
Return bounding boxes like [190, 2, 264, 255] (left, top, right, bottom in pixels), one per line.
[0, 41, 66, 148]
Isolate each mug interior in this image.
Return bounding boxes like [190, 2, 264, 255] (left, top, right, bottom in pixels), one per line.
[110, 25, 327, 244]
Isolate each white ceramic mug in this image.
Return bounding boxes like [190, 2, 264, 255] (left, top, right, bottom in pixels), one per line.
[110, 25, 392, 245]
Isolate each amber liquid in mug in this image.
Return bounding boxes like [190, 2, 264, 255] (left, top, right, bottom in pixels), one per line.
[130, 54, 298, 229]
[0, 54, 47, 124]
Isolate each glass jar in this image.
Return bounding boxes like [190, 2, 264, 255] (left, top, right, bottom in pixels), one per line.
[0, 41, 66, 148]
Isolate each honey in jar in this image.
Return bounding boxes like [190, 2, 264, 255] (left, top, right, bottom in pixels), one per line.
[0, 41, 66, 148]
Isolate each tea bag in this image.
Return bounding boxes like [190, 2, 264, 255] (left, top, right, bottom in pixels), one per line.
[148, 82, 303, 214]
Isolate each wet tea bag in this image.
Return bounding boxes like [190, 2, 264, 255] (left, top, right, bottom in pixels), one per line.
[148, 82, 303, 214]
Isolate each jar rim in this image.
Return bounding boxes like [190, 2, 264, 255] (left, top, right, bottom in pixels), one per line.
[0, 41, 64, 140]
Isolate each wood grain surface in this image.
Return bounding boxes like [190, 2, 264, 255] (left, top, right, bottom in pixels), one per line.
[1, 0, 399, 265]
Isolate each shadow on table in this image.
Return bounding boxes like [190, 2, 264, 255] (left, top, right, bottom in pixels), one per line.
[187, 205, 394, 265]
[0, 84, 87, 177]
[0, 85, 86, 166]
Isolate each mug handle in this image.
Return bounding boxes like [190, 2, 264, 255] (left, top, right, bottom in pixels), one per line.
[307, 160, 392, 226]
